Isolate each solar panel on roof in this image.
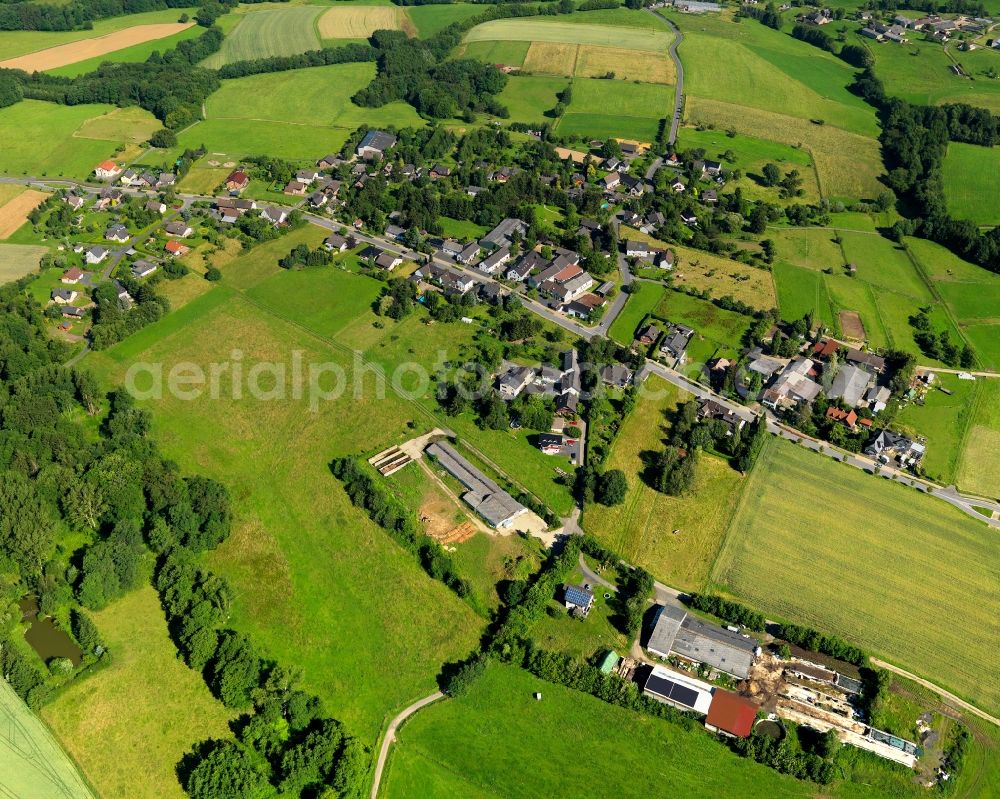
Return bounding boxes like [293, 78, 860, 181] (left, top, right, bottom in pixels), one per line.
[668, 684, 699, 708]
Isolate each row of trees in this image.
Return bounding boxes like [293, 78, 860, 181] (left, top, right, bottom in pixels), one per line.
[331, 456, 474, 601]
[686, 593, 766, 631]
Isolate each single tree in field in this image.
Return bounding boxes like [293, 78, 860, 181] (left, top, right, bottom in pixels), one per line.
[597, 469, 628, 506]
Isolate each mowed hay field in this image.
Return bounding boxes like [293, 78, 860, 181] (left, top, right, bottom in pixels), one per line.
[0, 188, 47, 239]
[317, 5, 414, 39]
[712, 438, 1000, 715]
[670, 242, 777, 310]
[0, 22, 192, 71]
[384, 664, 818, 799]
[520, 41, 674, 83]
[0, 100, 157, 178]
[201, 6, 322, 68]
[585, 378, 747, 590]
[85, 243, 483, 739]
[0, 243, 46, 282]
[687, 98, 883, 200]
[0, 680, 94, 799]
[43, 587, 234, 799]
[955, 379, 1000, 500]
[942, 142, 1000, 226]
[464, 19, 675, 51]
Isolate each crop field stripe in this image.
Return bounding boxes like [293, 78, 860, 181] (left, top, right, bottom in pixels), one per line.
[464, 20, 674, 52]
[200, 7, 323, 68]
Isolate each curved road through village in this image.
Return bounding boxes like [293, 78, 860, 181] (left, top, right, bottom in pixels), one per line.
[8, 164, 999, 531]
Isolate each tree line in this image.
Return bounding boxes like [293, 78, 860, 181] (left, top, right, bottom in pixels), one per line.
[330, 456, 476, 604]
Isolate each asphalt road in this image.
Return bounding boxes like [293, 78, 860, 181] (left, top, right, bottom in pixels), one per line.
[649, 9, 685, 146]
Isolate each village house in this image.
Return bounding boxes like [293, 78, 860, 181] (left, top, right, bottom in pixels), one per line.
[563, 292, 606, 321]
[563, 584, 594, 617]
[601, 364, 634, 389]
[164, 240, 190, 258]
[112, 279, 133, 308]
[697, 399, 746, 435]
[357, 130, 397, 160]
[637, 324, 660, 346]
[507, 250, 548, 282]
[104, 224, 129, 243]
[374, 251, 403, 271]
[94, 160, 122, 181]
[602, 172, 621, 191]
[284, 180, 308, 196]
[761, 357, 822, 409]
[481, 218, 527, 251]
[225, 170, 250, 192]
[61, 267, 84, 284]
[477, 245, 512, 276]
[538, 432, 565, 456]
[164, 221, 193, 238]
[261, 207, 288, 226]
[51, 288, 78, 305]
[864, 429, 925, 466]
[659, 323, 694, 364]
[84, 246, 108, 266]
[455, 241, 481, 266]
[324, 233, 349, 252]
[146, 200, 167, 215]
[316, 154, 341, 170]
[415, 263, 475, 295]
[131, 259, 158, 279]
[625, 240, 654, 259]
[498, 365, 535, 399]
[65, 194, 86, 211]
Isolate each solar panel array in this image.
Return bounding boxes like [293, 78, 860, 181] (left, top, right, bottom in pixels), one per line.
[645, 672, 700, 709]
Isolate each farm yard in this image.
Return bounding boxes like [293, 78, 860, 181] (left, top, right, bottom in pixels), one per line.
[712, 438, 1000, 717]
[0, 681, 94, 799]
[942, 142, 1000, 227]
[584, 378, 747, 590]
[42, 588, 234, 799]
[383, 663, 817, 799]
[200, 5, 324, 68]
[0, 22, 193, 72]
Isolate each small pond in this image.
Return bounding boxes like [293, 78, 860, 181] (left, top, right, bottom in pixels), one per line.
[754, 719, 785, 741]
[19, 596, 83, 667]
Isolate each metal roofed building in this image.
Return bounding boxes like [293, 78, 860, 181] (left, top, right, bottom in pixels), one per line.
[425, 441, 527, 529]
[705, 690, 758, 738]
[647, 605, 757, 680]
[642, 665, 714, 715]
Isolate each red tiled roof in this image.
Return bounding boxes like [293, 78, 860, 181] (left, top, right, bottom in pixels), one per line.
[813, 339, 840, 358]
[825, 407, 858, 427]
[96, 160, 118, 171]
[706, 690, 758, 738]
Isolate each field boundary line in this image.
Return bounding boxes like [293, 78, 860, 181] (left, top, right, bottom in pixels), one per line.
[951, 379, 984, 495]
[870, 659, 1000, 728]
[901, 239, 976, 356]
[706, 434, 770, 589]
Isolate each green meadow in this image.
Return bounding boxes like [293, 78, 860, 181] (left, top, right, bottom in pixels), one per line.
[384, 663, 818, 799]
[0, 100, 155, 179]
[608, 281, 665, 345]
[496, 76, 569, 124]
[713, 438, 1000, 716]
[86, 237, 485, 740]
[558, 78, 671, 142]
[464, 19, 674, 52]
[954, 379, 1000, 500]
[653, 290, 752, 365]
[905, 237, 1000, 370]
[407, 2, 484, 37]
[942, 142, 1000, 226]
[179, 63, 424, 160]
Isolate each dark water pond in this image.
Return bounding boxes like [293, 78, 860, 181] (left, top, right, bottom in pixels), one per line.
[754, 719, 785, 741]
[19, 596, 83, 666]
